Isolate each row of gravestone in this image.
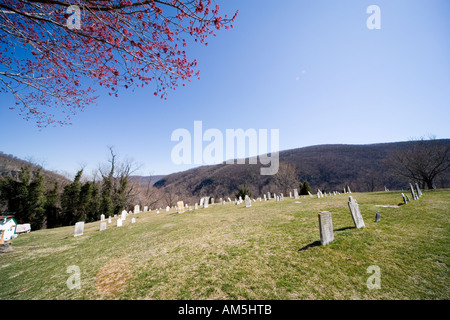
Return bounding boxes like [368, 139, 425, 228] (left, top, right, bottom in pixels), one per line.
[401, 182, 422, 204]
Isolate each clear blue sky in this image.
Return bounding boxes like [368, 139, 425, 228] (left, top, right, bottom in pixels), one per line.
[0, 0, 449, 179]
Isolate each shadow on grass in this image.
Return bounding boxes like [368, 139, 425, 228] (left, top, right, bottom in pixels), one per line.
[298, 240, 321, 251]
[334, 226, 355, 232]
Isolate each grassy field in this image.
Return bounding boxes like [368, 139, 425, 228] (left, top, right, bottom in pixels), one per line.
[1, 189, 449, 300]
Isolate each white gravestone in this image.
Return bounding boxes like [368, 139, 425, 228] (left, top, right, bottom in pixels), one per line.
[134, 205, 140, 214]
[99, 221, 107, 231]
[117, 219, 122, 227]
[131, 218, 136, 224]
[74, 221, 84, 237]
[177, 201, 185, 213]
[108, 216, 112, 224]
[348, 196, 365, 229]
[100, 214, 105, 221]
[204, 197, 209, 208]
[245, 195, 252, 208]
[318, 211, 334, 245]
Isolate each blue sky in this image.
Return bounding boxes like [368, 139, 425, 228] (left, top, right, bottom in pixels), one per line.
[0, 0, 449, 178]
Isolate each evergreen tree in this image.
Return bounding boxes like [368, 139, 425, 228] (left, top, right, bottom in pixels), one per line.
[235, 186, 251, 200]
[61, 170, 83, 225]
[300, 180, 312, 195]
[45, 182, 61, 228]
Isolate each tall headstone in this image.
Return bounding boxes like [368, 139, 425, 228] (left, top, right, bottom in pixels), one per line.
[409, 183, 418, 200]
[289, 191, 292, 198]
[200, 197, 204, 207]
[176, 201, 185, 213]
[100, 214, 105, 222]
[100, 221, 107, 231]
[348, 196, 365, 229]
[264, 194, 267, 201]
[74, 221, 84, 237]
[415, 183, 422, 198]
[245, 195, 252, 208]
[143, 206, 148, 212]
[195, 203, 198, 210]
[134, 205, 140, 214]
[308, 191, 313, 198]
[211, 198, 215, 204]
[267, 192, 271, 200]
[108, 216, 112, 224]
[121, 210, 127, 221]
[318, 211, 334, 245]
[204, 197, 209, 208]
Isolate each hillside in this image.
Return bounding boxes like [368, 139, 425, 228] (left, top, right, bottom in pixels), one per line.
[0, 151, 71, 186]
[2, 189, 449, 299]
[153, 140, 450, 202]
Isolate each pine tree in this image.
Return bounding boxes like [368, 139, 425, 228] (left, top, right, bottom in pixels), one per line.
[300, 180, 312, 195]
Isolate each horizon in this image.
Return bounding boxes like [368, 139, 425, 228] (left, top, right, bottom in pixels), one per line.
[3, 137, 449, 179]
[1, 0, 449, 179]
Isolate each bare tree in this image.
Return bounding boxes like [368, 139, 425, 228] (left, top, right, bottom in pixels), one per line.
[273, 162, 298, 195]
[386, 137, 450, 189]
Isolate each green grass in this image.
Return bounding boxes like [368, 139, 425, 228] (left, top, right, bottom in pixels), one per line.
[1, 190, 449, 300]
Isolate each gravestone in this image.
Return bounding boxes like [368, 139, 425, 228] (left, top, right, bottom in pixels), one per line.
[134, 205, 140, 214]
[318, 211, 334, 245]
[177, 201, 185, 213]
[100, 221, 107, 231]
[402, 193, 408, 204]
[348, 196, 365, 229]
[100, 214, 105, 222]
[267, 192, 271, 200]
[308, 191, 313, 198]
[374, 211, 381, 223]
[289, 191, 292, 198]
[195, 203, 198, 210]
[228, 197, 232, 202]
[143, 206, 148, 212]
[200, 197, 204, 207]
[405, 194, 410, 202]
[245, 195, 252, 208]
[415, 183, 422, 198]
[409, 183, 418, 200]
[108, 216, 111, 224]
[211, 198, 215, 204]
[121, 210, 127, 221]
[166, 206, 170, 212]
[117, 219, 122, 227]
[347, 186, 352, 193]
[74, 222, 84, 237]
[264, 194, 267, 201]
[131, 218, 136, 224]
[204, 197, 210, 208]
[276, 196, 280, 201]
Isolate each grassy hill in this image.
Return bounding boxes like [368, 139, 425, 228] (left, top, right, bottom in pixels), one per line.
[1, 189, 448, 300]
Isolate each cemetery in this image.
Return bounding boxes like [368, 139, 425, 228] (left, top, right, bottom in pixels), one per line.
[0, 183, 448, 300]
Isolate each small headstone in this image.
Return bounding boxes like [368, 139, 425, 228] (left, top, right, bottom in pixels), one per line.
[195, 203, 198, 210]
[402, 193, 408, 204]
[245, 195, 252, 207]
[318, 211, 334, 245]
[374, 211, 381, 223]
[117, 219, 122, 227]
[134, 205, 140, 214]
[108, 217, 112, 224]
[267, 192, 271, 200]
[100, 221, 107, 231]
[131, 218, 136, 224]
[348, 196, 365, 229]
[100, 214, 105, 222]
[308, 191, 313, 198]
[264, 194, 267, 201]
[121, 210, 127, 221]
[166, 206, 170, 212]
[200, 198, 204, 207]
[211, 198, 215, 204]
[74, 222, 84, 237]
[144, 206, 148, 212]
